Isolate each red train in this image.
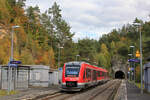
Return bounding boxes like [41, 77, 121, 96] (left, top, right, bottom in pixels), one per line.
[61, 61, 108, 91]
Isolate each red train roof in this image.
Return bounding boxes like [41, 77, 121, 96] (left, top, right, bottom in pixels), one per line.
[83, 62, 108, 72]
[64, 61, 108, 72]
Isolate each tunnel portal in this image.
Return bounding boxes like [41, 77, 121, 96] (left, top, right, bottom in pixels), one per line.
[115, 70, 125, 79]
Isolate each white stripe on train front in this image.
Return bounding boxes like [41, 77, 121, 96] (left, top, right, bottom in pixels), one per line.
[62, 83, 66, 85]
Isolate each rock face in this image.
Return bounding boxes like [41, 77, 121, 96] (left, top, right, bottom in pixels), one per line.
[111, 56, 128, 79]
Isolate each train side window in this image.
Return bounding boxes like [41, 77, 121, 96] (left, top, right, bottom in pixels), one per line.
[103, 72, 104, 77]
[101, 72, 103, 77]
[94, 70, 97, 80]
[100, 71, 102, 76]
[83, 70, 86, 79]
[86, 68, 90, 78]
[98, 71, 100, 77]
[89, 69, 91, 78]
[86, 69, 88, 78]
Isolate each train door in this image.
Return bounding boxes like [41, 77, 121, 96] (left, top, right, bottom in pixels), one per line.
[100, 71, 102, 79]
[93, 70, 97, 82]
[85, 68, 89, 82]
[83, 69, 86, 82]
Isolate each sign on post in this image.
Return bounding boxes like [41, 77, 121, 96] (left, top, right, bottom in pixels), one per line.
[10, 61, 21, 64]
[128, 59, 140, 63]
[59, 67, 62, 71]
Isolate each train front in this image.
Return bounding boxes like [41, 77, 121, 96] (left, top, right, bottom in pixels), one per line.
[61, 62, 83, 91]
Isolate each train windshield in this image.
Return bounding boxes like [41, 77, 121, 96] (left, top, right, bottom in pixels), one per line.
[65, 65, 80, 77]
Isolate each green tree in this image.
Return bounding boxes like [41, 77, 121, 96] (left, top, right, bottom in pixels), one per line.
[96, 43, 111, 70]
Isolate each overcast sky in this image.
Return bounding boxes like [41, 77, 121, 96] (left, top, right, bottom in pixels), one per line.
[25, 0, 150, 41]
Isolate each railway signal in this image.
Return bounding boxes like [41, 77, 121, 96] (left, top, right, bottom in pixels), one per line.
[136, 50, 140, 58]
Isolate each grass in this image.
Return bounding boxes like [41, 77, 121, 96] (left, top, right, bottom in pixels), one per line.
[0, 90, 18, 96]
[0, 90, 7, 96]
[135, 82, 142, 88]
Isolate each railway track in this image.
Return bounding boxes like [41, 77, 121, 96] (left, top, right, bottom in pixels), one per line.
[33, 91, 79, 100]
[30, 79, 121, 100]
[66, 79, 122, 100]
[87, 79, 121, 100]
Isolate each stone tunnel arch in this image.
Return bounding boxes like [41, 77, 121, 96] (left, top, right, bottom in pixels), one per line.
[115, 70, 125, 79]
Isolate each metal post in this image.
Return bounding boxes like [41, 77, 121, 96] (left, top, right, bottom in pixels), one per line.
[128, 53, 132, 81]
[130, 62, 132, 81]
[58, 47, 60, 68]
[76, 55, 80, 61]
[133, 23, 143, 94]
[8, 25, 20, 93]
[76, 55, 77, 61]
[58, 46, 63, 68]
[8, 27, 14, 93]
[11, 28, 14, 61]
[134, 62, 135, 82]
[130, 45, 135, 82]
[139, 25, 143, 94]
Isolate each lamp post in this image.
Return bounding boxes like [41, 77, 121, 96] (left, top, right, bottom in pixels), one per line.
[76, 55, 80, 61]
[128, 53, 132, 81]
[130, 45, 135, 82]
[134, 23, 143, 94]
[11, 26, 20, 61]
[8, 25, 20, 93]
[58, 46, 63, 68]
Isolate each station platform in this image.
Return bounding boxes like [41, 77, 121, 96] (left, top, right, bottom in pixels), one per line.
[0, 85, 60, 100]
[127, 81, 150, 100]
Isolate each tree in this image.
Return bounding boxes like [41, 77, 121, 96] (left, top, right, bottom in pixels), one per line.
[97, 43, 111, 69]
[48, 47, 55, 69]
[7, 0, 16, 7]
[17, 0, 26, 7]
[48, 2, 73, 46]
[77, 39, 97, 63]
[26, 6, 40, 23]
[116, 42, 128, 58]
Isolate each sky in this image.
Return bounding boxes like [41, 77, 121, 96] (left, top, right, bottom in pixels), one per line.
[25, 0, 150, 41]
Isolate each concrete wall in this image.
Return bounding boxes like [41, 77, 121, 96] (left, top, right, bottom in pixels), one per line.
[29, 65, 50, 87]
[0, 65, 50, 89]
[0, 66, 29, 90]
[16, 68, 28, 89]
[49, 70, 62, 85]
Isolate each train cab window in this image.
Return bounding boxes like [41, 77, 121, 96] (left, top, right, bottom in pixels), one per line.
[65, 65, 80, 77]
